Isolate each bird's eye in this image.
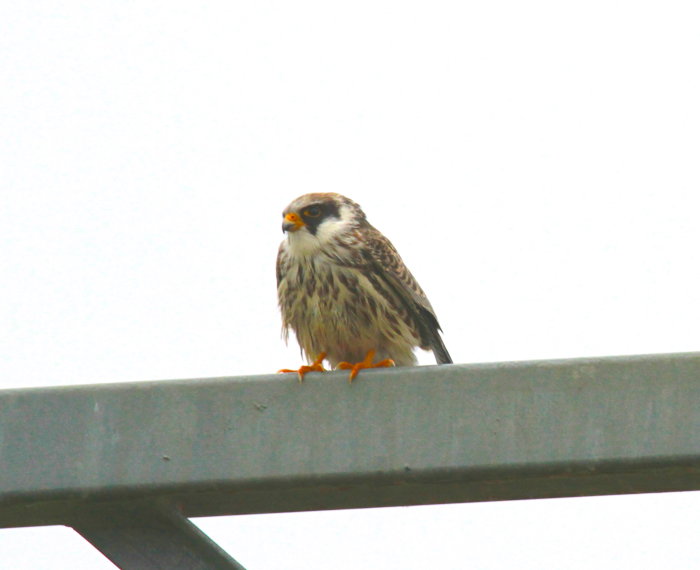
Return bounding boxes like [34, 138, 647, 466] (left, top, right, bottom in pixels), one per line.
[304, 206, 322, 218]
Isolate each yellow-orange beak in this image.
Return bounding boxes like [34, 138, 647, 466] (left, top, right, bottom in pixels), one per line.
[282, 212, 306, 233]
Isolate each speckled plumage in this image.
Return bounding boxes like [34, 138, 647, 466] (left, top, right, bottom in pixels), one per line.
[277, 193, 451, 368]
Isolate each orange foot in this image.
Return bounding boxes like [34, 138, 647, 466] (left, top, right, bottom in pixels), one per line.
[337, 350, 395, 382]
[278, 352, 327, 383]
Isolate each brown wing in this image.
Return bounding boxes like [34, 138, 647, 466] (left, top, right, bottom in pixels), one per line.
[276, 242, 294, 344]
[276, 242, 286, 288]
[357, 223, 452, 365]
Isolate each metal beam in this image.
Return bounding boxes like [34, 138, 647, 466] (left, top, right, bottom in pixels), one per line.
[2, 352, 700, 532]
[72, 505, 246, 569]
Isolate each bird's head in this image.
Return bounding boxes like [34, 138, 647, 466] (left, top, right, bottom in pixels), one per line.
[281, 193, 365, 254]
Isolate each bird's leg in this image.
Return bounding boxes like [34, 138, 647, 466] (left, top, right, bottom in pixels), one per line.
[278, 352, 327, 383]
[337, 349, 395, 382]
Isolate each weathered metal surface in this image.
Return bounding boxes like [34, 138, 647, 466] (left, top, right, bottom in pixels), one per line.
[1, 352, 700, 529]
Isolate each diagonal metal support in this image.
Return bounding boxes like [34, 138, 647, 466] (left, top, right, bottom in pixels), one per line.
[71, 505, 246, 570]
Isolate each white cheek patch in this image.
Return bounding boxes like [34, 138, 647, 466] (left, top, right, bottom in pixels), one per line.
[314, 217, 350, 244]
[287, 212, 351, 258]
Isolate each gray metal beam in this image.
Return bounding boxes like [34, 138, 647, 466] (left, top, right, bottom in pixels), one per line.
[2, 352, 700, 531]
[72, 505, 246, 569]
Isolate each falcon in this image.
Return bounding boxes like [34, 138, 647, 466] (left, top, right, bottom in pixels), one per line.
[277, 193, 452, 381]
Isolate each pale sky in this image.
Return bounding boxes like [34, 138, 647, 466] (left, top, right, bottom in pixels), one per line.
[2, 1, 700, 568]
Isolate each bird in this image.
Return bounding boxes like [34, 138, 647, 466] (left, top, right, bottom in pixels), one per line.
[276, 192, 452, 381]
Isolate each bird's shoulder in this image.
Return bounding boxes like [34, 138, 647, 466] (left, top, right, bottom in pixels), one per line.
[356, 223, 431, 306]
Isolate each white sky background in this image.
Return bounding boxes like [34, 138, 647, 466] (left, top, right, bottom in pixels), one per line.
[2, 1, 700, 568]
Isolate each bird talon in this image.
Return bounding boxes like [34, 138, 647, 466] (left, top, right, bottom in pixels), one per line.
[337, 350, 395, 382]
[278, 352, 327, 382]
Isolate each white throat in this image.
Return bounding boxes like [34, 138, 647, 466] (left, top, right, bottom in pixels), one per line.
[286, 227, 324, 257]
